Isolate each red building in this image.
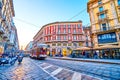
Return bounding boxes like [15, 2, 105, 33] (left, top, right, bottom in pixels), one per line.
[33, 21, 87, 56]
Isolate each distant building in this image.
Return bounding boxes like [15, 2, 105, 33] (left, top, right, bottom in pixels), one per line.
[83, 26, 92, 47]
[0, 0, 19, 54]
[25, 41, 33, 53]
[33, 21, 85, 56]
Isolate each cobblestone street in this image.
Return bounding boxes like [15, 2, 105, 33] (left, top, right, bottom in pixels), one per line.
[0, 57, 120, 80]
[0, 58, 55, 80]
[35, 57, 120, 80]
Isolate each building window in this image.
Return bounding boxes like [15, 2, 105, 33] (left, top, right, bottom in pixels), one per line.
[57, 36, 61, 40]
[73, 35, 77, 40]
[118, 0, 120, 6]
[78, 35, 82, 40]
[68, 24, 71, 28]
[68, 36, 71, 40]
[63, 35, 66, 40]
[64, 25, 66, 28]
[99, 6, 103, 12]
[68, 29, 71, 33]
[100, 13, 105, 19]
[73, 42, 77, 47]
[78, 24, 81, 28]
[58, 25, 60, 29]
[98, 0, 102, 5]
[63, 29, 66, 33]
[73, 29, 76, 33]
[102, 23, 107, 31]
[58, 29, 60, 33]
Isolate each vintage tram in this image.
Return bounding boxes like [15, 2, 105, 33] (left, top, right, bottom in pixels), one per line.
[30, 44, 48, 60]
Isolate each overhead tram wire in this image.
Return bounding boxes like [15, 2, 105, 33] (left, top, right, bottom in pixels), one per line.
[13, 18, 40, 28]
[68, 8, 87, 21]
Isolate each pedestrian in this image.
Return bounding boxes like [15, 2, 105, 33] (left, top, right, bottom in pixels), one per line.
[94, 51, 98, 59]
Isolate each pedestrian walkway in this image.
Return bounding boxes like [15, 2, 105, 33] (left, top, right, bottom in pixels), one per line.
[52, 57, 120, 65]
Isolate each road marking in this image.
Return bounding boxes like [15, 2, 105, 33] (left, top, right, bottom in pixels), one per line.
[43, 65, 53, 69]
[71, 72, 81, 80]
[51, 68, 63, 76]
[30, 60, 58, 80]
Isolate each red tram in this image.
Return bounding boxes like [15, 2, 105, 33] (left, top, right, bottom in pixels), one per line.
[30, 44, 48, 59]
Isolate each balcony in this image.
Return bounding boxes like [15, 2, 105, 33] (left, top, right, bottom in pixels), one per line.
[92, 26, 118, 34]
[72, 32, 83, 35]
[1, 15, 6, 22]
[0, 26, 5, 34]
[97, 10, 108, 16]
[44, 33, 52, 36]
[72, 39, 85, 42]
[57, 32, 67, 35]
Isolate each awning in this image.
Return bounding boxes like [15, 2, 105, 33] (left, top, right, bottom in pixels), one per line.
[75, 47, 92, 51]
[93, 45, 120, 50]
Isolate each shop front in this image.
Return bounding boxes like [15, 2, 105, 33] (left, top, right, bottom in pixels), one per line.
[62, 48, 67, 56]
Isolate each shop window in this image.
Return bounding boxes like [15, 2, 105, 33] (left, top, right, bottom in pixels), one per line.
[57, 43, 61, 46]
[63, 43, 67, 46]
[79, 42, 83, 46]
[73, 43, 77, 46]
[52, 43, 56, 46]
[68, 43, 72, 46]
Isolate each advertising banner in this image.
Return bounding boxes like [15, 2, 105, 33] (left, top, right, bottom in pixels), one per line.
[98, 32, 117, 44]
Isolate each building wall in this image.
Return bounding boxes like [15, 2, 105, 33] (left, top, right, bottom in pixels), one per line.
[83, 27, 92, 47]
[87, 0, 120, 47]
[0, 0, 19, 54]
[33, 21, 86, 56]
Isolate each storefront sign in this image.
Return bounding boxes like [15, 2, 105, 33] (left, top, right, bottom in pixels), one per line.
[97, 32, 117, 44]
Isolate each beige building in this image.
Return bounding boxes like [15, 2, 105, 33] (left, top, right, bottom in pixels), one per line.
[87, 0, 120, 47]
[0, 0, 19, 54]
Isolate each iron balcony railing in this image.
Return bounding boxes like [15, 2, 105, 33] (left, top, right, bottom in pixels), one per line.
[92, 26, 120, 33]
[0, 26, 5, 34]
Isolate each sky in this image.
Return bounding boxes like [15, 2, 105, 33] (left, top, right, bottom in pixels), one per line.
[13, 0, 90, 49]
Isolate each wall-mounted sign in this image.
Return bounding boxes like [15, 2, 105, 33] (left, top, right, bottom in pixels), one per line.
[97, 32, 117, 44]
